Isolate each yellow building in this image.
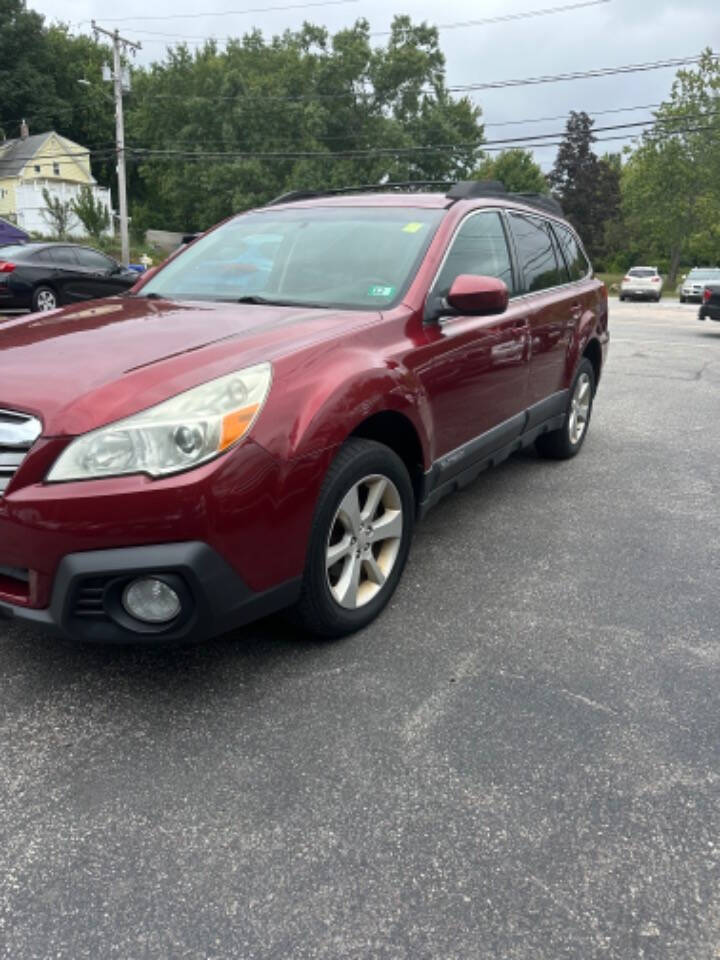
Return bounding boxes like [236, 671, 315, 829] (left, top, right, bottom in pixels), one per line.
[0, 123, 113, 237]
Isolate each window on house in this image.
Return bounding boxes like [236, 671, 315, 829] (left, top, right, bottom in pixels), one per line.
[34, 165, 41, 173]
[53, 163, 60, 176]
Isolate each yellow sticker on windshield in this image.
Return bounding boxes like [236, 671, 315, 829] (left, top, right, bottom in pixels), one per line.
[402, 222, 424, 233]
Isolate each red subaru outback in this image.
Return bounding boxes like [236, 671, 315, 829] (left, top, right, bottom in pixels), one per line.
[0, 181, 608, 644]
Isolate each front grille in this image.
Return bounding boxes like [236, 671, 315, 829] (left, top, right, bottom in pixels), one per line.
[0, 408, 42, 495]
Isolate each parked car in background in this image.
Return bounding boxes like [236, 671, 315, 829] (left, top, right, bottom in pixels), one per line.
[699, 285, 720, 322]
[679, 267, 720, 303]
[0, 242, 137, 313]
[619, 266, 663, 302]
[0, 180, 608, 644]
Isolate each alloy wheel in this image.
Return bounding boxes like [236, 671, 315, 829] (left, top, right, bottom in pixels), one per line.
[36, 290, 57, 311]
[568, 372, 591, 445]
[326, 473, 403, 609]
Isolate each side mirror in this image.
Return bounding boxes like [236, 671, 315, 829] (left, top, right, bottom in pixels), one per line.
[445, 274, 509, 317]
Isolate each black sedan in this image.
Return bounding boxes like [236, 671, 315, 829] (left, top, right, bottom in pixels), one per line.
[0, 242, 138, 313]
[699, 285, 720, 322]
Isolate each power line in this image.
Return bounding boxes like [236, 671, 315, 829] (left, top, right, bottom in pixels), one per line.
[81, 0, 359, 24]
[373, 0, 611, 36]
[123, 117, 716, 162]
[0, 100, 668, 137]
[3, 107, 713, 167]
[125, 126, 714, 164]
[129, 53, 715, 102]
[129, 0, 611, 41]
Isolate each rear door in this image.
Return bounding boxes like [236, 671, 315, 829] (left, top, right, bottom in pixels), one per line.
[506, 211, 575, 406]
[411, 208, 530, 457]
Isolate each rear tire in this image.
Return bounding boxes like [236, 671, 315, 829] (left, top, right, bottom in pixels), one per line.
[619, 294, 625, 302]
[536, 358, 595, 460]
[295, 439, 415, 638]
[679, 295, 686, 304]
[32, 285, 58, 312]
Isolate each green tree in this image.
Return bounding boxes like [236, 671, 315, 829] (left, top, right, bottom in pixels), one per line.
[125, 17, 484, 231]
[621, 49, 720, 284]
[472, 149, 547, 193]
[0, 2, 112, 150]
[72, 185, 110, 241]
[41, 187, 75, 238]
[548, 112, 622, 265]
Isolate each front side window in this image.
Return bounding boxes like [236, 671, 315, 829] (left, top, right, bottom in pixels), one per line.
[140, 206, 444, 310]
[553, 224, 589, 282]
[433, 211, 515, 299]
[509, 213, 567, 293]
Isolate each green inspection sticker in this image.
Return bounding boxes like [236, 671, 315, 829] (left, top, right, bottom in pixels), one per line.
[367, 285, 396, 298]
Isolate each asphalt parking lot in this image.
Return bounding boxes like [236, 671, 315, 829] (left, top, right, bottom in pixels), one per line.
[1, 299, 719, 959]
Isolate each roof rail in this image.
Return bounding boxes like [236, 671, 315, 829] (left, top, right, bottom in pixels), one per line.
[509, 191, 564, 217]
[265, 180, 564, 217]
[266, 181, 453, 206]
[446, 180, 564, 216]
[445, 180, 506, 200]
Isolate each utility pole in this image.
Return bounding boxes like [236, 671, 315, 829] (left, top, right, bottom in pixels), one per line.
[91, 22, 141, 267]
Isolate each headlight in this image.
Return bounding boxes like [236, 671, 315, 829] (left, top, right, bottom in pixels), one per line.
[47, 362, 272, 482]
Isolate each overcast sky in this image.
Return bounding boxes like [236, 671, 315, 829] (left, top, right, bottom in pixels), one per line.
[29, 0, 720, 169]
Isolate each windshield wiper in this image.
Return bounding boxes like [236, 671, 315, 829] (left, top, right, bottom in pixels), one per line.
[233, 295, 325, 308]
[135, 291, 171, 300]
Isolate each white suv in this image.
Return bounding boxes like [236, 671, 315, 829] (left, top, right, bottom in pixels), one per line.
[620, 266, 663, 302]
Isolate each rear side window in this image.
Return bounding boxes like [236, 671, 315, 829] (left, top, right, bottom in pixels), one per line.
[75, 248, 115, 271]
[554, 224, 590, 282]
[49, 247, 80, 267]
[434, 211, 515, 299]
[508, 213, 566, 293]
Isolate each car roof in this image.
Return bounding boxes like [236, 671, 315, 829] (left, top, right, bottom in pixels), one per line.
[260, 192, 573, 228]
[267, 192, 452, 210]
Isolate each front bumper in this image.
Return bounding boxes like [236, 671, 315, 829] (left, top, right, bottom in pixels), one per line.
[0, 541, 301, 644]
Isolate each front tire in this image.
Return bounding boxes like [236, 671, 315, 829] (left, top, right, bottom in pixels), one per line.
[32, 285, 58, 312]
[295, 439, 414, 638]
[536, 358, 596, 460]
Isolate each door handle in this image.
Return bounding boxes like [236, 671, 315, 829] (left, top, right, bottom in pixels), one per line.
[570, 302, 583, 317]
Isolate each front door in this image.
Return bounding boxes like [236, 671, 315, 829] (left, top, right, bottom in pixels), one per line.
[409, 209, 530, 459]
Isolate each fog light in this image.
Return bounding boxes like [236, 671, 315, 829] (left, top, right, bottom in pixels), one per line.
[122, 577, 181, 624]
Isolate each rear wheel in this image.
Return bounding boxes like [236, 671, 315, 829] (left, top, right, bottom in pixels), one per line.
[32, 285, 58, 312]
[619, 294, 625, 302]
[536, 358, 595, 460]
[680, 295, 686, 304]
[295, 439, 414, 638]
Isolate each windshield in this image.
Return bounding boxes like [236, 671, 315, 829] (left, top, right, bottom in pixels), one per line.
[140, 206, 444, 309]
[628, 268, 656, 277]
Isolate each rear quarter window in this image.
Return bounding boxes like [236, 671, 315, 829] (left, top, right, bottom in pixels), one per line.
[553, 224, 590, 282]
[508, 213, 567, 293]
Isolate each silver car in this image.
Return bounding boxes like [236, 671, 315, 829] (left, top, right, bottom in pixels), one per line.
[620, 266, 663, 302]
[680, 267, 720, 303]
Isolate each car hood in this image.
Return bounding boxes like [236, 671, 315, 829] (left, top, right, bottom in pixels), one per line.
[0, 296, 379, 435]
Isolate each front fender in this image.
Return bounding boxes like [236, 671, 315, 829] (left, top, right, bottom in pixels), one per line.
[254, 349, 433, 467]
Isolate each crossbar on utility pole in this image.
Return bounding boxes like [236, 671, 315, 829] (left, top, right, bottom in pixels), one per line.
[91, 21, 141, 267]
